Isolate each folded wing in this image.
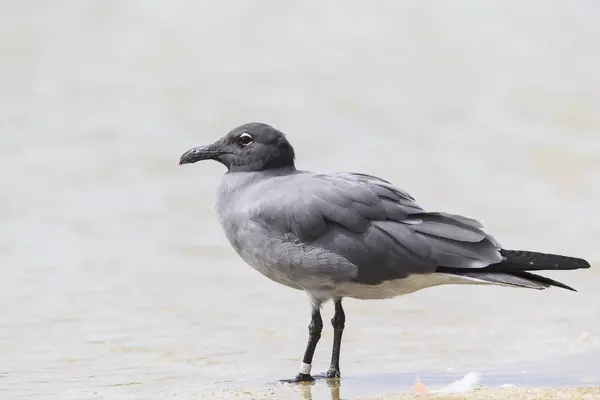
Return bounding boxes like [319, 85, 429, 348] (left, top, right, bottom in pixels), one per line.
[249, 171, 503, 284]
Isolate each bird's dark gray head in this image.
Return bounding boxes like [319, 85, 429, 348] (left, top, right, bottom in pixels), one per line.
[179, 122, 296, 173]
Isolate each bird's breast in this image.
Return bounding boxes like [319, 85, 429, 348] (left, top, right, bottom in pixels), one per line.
[217, 209, 302, 290]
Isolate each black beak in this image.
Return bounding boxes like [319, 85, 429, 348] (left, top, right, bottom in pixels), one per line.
[179, 145, 223, 165]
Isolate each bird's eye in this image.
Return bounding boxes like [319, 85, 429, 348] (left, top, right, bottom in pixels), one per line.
[237, 133, 253, 146]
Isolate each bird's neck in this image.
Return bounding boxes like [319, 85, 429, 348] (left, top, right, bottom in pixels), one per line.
[219, 167, 296, 199]
[227, 160, 296, 173]
[227, 163, 296, 174]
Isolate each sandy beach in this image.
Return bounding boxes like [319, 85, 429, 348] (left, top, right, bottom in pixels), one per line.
[367, 387, 600, 400]
[191, 383, 600, 400]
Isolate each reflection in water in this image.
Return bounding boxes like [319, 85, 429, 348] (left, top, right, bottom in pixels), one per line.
[298, 379, 341, 400]
[284, 358, 600, 400]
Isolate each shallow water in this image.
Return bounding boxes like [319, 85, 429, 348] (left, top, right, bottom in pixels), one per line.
[1, 1, 600, 398]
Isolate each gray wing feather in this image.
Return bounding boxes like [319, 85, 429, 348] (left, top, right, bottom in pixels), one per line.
[332, 172, 422, 209]
[315, 174, 381, 205]
[373, 221, 432, 258]
[425, 235, 501, 264]
[380, 199, 416, 221]
[311, 196, 370, 233]
[415, 220, 484, 242]
[430, 212, 484, 229]
[250, 171, 502, 284]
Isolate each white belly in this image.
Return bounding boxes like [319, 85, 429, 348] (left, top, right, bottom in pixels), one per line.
[331, 273, 487, 300]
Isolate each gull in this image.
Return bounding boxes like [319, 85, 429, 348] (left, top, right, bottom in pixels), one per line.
[179, 122, 590, 382]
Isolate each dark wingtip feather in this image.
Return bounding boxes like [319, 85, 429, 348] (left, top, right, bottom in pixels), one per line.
[499, 249, 591, 271]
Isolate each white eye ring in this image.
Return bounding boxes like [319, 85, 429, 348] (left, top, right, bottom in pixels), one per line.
[238, 132, 253, 146]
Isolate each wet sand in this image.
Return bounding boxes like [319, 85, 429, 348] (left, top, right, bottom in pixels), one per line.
[196, 383, 600, 400]
[193, 354, 600, 399]
[367, 387, 600, 400]
[368, 387, 600, 400]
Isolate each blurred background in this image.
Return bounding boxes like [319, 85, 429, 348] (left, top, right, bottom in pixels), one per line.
[1, 1, 599, 398]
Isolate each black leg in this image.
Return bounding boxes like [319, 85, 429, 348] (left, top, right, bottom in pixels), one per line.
[326, 298, 345, 378]
[282, 305, 323, 383]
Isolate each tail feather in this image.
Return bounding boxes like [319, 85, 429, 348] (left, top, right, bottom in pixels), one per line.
[437, 249, 590, 291]
[510, 270, 577, 291]
[451, 270, 577, 292]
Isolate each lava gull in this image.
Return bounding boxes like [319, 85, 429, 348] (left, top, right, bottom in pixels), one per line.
[179, 122, 590, 382]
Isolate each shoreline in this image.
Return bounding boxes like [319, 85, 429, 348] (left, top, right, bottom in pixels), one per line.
[199, 384, 600, 399]
[363, 386, 600, 399]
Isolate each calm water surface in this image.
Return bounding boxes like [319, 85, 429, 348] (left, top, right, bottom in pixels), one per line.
[1, 1, 599, 398]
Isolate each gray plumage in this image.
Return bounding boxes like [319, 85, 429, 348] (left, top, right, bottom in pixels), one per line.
[180, 122, 589, 381]
[216, 169, 503, 296]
